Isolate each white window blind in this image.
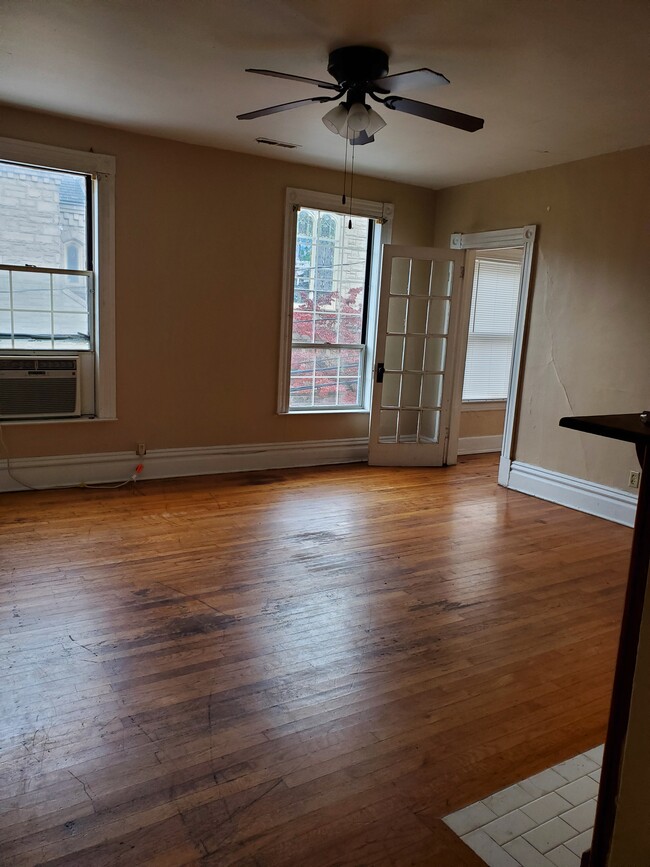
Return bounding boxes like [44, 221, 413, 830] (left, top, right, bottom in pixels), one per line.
[462, 257, 521, 401]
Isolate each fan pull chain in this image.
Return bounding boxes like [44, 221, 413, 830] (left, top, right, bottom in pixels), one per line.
[348, 141, 356, 229]
[342, 125, 349, 206]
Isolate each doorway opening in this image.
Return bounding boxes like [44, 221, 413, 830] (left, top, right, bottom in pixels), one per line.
[458, 246, 524, 466]
[448, 225, 537, 486]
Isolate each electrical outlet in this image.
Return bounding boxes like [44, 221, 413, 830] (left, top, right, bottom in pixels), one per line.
[136, 442, 146, 457]
[628, 470, 641, 489]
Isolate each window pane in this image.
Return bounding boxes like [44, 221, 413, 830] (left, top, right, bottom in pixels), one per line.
[463, 255, 522, 400]
[0, 163, 88, 269]
[290, 206, 371, 410]
[13, 310, 51, 340]
[12, 269, 53, 310]
[289, 346, 363, 409]
[0, 271, 91, 350]
[0, 269, 8, 307]
[292, 207, 370, 351]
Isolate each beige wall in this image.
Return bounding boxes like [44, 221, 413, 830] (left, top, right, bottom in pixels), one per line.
[0, 106, 437, 459]
[460, 408, 505, 439]
[434, 146, 650, 491]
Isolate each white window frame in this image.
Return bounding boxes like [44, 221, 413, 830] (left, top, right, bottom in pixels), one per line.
[0, 136, 116, 421]
[278, 187, 393, 414]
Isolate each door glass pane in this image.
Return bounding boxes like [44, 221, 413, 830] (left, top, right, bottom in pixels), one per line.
[381, 372, 401, 408]
[398, 410, 419, 442]
[419, 410, 440, 443]
[401, 373, 422, 408]
[427, 298, 450, 334]
[424, 337, 446, 372]
[379, 409, 398, 442]
[385, 335, 404, 370]
[422, 374, 443, 409]
[409, 259, 432, 296]
[404, 335, 425, 371]
[389, 258, 411, 295]
[430, 260, 453, 297]
[406, 297, 429, 334]
[387, 295, 407, 333]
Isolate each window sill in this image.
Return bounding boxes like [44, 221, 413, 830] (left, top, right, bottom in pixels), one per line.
[461, 400, 506, 412]
[280, 409, 370, 416]
[0, 416, 117, 426]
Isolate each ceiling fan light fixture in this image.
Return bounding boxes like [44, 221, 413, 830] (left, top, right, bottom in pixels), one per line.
[346, 102, 370, 132]
[365, 107, 386, 136]
[322, 104, 348, 134]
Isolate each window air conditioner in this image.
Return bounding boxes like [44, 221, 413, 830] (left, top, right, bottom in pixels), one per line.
[0, 356, 81, 419]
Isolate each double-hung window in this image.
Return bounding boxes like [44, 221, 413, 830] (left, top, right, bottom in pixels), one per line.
[0, 164, 93, 351]
[462, 254, 522, 402]
[278, 188, 392, 413]
[0, 137, 115, 419]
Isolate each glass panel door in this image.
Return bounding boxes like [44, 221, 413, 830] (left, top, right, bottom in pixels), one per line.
[369, 246, 465, 466]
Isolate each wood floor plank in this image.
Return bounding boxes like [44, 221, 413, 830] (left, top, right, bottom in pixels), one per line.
[0, 456, 630, 865]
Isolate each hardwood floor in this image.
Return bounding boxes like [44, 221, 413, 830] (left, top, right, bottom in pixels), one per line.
[0, 455, 631, 866]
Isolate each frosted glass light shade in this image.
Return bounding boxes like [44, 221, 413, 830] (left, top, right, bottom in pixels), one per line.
[365, 108, 386, 136]
[322, 104, 348, 134]
[346, 102, 370, 132]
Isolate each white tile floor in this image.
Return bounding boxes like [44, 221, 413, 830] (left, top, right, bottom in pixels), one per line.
[443, 745, 603, 867]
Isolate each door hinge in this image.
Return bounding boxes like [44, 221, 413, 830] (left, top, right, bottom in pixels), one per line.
[460, 265, 465, 279]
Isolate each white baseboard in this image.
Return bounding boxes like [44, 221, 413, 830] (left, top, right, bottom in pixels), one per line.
[458, 434, 503, 455]
[508, 460, 637, 527]
[0, 437, 369, 492]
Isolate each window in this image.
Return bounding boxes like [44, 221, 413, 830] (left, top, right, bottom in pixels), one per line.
[279, 188, 392, 413]
[0, 137, 115, 418]
[0, 164, 92, 350]
[462, 255, 522, 401]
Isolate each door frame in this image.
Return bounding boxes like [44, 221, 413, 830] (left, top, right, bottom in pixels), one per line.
[449, 226, 537, 485]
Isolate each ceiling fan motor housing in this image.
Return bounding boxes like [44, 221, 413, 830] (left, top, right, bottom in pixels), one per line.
[327, 46, 389, 88]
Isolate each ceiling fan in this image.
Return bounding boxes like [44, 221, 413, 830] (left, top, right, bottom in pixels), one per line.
[237, 45, 484, 145]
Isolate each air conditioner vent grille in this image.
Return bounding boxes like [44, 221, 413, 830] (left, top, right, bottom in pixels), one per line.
[0, 355, 81, 419]
[0, 379, 78, 416]
[0, 358, 37, 371]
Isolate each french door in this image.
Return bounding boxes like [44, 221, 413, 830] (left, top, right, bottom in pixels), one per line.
[368, 245, 466, 466]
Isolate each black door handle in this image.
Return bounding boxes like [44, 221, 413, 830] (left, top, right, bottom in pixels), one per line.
[376, 362, 385, 383]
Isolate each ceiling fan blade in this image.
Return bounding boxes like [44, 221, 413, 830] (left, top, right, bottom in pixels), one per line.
[349, 130, 375, 146]
[371, 68, 450, 94]
[245, 68, 340, 91]
[383, 96, 484, 132]
[237, 96, 332, 120]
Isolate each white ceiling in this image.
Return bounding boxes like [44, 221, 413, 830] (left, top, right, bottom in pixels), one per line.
[1, 0, 649, 189]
